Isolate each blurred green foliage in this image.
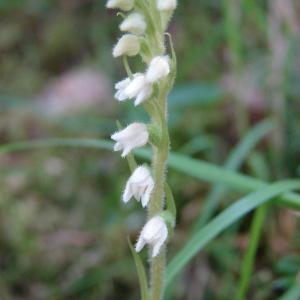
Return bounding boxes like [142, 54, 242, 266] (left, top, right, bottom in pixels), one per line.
[0, 0, 299, 299]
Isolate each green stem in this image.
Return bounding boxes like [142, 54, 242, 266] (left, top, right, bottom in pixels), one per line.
[150, 250, 166, 300]
[148, 105, 169, 300]
[223, 0, 249, 137]
[149, 147, 168, 217]
[145, 2, 171, 299]
[235, 204, 267, 300]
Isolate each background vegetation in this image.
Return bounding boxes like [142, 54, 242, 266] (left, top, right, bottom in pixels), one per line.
[0, 0, 299, 299]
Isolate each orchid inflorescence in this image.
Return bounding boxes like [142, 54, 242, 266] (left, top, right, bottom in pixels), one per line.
[107, 0, 177, 298]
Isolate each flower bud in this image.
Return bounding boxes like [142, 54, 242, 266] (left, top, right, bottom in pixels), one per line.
[106, 0, 134, 11]
[157, 0, 177, 11]
[146, 56, 170, 83]
[123, 166, 154, 207]
[120, 13, 147, 35]
[135, 216, 168, 257]
[111, 123, 149, 157]
[113, 34, 140, 57]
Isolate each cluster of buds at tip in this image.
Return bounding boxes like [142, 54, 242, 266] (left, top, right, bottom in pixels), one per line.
[108, 0, 176, 258]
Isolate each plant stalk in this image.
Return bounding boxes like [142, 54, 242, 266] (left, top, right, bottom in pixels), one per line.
[235, 204, 267, 300]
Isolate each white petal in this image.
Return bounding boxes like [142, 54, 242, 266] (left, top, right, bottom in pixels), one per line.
[106, 0, 134, 11]
[111, 131, 121, 141]
[141, 181, 154, 207]
[111, 123, 149, 157]
[146, 56, 170, 83]
[113, 34, 140, 57]
[134, 84, 153, 106]
[125, 74, 147, 98]
[115, 77, 131, 89]
[122, 182, 133, 203]
[152, 225, 167, 257]
[157, 0, 177, 11]
[113, 142, 123, 151]
[135, 236, 146, 252]
[120, 13, 147, 35]
[115, 90, 129, 101]
[121, 145, 132, 157]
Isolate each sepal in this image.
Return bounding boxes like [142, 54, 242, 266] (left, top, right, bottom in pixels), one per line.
[147, 123, 162, 147]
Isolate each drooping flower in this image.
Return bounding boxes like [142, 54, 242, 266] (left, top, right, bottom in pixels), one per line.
[124, 73, 153, 105]
[157, 0, 177, 11]
[114, 77, 131, 101]
[113, 34, 140, 57]
[106, 0, 134, 11]
[146, 56, 170, 83]
[111, 123, 149, 157]
[123, 166, 154, 207]
[120, 12, 147, 35]
[135, 216, 168, 257]
[115, 74, 153, 105]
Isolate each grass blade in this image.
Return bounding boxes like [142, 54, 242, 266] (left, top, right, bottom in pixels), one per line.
[193, 119, 274, 230]
[0, 138, 300, 209]
[127, 238, 149, 300]
[278, 283, 300, 300]
[235, 204, 267, 300]
[166, 180, 300, 286]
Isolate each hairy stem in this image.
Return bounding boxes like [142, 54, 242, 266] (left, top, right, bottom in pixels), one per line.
[149, 101, 169, 300]
[146, 2, 172, 299]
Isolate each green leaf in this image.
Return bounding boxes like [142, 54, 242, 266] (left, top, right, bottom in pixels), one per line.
[0, 138, 300, 209]
[235, 204, 267, 300]
[192, 119, 274, 231]
[127, 238, 149, 300]
[278, 284, 300, 300]
[168, 83, 223, 109]
[166, 180, 300, 287]
[165, 183, 176, 219]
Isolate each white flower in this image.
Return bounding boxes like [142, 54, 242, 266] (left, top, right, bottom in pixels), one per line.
[114, 77, 131, 101]
[157, 0, 177, 11]
[113, 34, 140, 57]
[120, 13, 147, 35]
[146, 56, 170, 83]
[124, 73, 153, 105]
[111, 123, 149, 157]
[136, 216, 168, 257]
[123, 166, 154, 207]
[115, 74, 153, 105]
[106, 0, 134, 11]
